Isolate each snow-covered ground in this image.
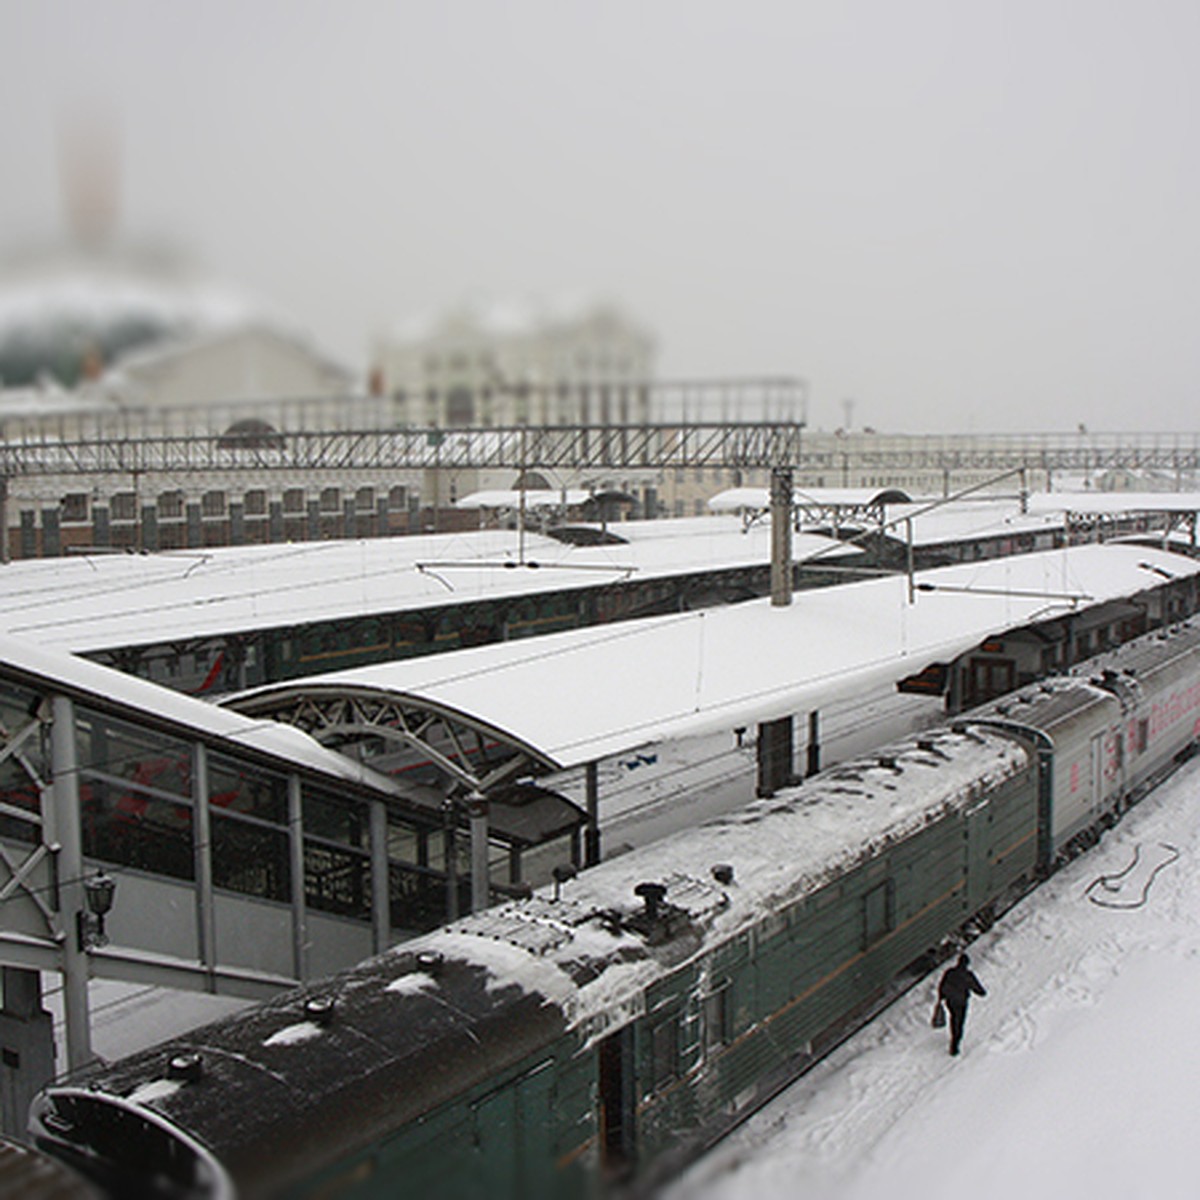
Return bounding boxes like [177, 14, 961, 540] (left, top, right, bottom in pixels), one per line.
[667, 753, 1200, 1200]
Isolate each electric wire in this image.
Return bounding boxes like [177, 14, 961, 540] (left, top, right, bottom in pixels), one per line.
[1085, 842, 1181, 909]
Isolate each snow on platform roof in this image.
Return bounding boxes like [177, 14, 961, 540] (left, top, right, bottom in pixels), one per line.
[0, 633, 413, 797]
[1027, 491, 1200, 515]
[710, 490, 1068, 547]
[455, 489, 592, 510]
[0, 518, 850, 655]
[710, 485, 922, 511]
[228, 544, 1200, 771]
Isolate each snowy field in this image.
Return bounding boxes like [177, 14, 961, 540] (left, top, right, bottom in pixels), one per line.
[666, 754, 1200, 1200]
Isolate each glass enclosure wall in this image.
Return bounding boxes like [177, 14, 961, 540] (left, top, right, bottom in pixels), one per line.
[0, 677, 457, 935]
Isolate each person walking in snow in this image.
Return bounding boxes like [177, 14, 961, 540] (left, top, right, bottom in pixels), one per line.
[937, 952, 986, 1056]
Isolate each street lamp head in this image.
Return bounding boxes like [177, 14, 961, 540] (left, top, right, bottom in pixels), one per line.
[84, 870, 116, 918]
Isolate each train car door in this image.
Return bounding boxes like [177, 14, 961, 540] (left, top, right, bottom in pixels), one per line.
[473, 1059, 556, 1200]
[964, 798, 992, 915]
[598, 1026, 636, 1179]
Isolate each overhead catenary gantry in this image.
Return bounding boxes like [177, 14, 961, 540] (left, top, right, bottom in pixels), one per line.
[3, 417, 1200, 479]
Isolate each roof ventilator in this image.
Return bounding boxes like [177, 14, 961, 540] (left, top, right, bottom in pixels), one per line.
[552, 864, 577, 901]
[304, 996, 336, 1026]
[166, 1052, 203, 1084]
[416, 950, 444, 975]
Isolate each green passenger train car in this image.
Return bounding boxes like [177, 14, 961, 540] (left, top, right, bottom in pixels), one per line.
[29, 624, 1200, 1200]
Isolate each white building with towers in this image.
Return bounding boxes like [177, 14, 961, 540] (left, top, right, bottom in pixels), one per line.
[370, 296, 657, 428]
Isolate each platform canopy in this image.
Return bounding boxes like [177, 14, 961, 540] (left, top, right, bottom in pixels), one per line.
[455, 488, 592, 510]
[1027, 492, 1200, 516]
[224, 544, 1200, 792]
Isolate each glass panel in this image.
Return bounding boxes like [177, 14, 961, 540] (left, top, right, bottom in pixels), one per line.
[61, 493, 89, 522]
[303, 789, 368, 848]
[207, 754, 288, 823]
[158, 491, 185, 519]
[387, 818, 425, 866]
[389, 860, 452, 932]
[304, 840, 370, 918]
[76, 709, 193, 798]
[651, 1019, 679, 1087]
[83, 789, 194, 880]
[212, 814, 289, 901]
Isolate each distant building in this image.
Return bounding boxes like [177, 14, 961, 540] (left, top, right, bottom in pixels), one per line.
[106, 323, 355, 409]
[371, 297, 657, 428]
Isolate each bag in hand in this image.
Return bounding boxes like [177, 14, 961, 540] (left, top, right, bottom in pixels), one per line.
[931, 1000, 946, 1029]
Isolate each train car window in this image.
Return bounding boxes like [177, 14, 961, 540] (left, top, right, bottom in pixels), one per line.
[702, 984, 732, 1053]
[1137, 718, 1149, 755]
[862, 880, 894, 949]
[650, 1017, 680, 1089]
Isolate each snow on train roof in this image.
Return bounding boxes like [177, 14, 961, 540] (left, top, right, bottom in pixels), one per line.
[0, 632, 409, 796]
[0, 517, 848, 654]
[426, 723, 1030, 1033]
[91, 724, 1028, 1134]
[233, 544, 1200, 770]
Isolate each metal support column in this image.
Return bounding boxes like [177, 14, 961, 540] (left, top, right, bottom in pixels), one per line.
[467, 791, 490, 914]
[770, 466, 793, 607]
[0, 968, 54, 1136]
[370, 800, 390, 954]
[50, 694, 93, 1072]
[192, 743, 217, 991]
[806, 710, 821, 777]
[444, 801, 459, 922]
[906, 517, 915, 604]
[287, 774, 308, 981]
[584, 761, 601, 867]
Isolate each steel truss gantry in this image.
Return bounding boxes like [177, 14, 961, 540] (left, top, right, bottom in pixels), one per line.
[2, 424, 1199, 479]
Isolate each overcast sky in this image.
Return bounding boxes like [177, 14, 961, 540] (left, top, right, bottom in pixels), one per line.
[3, 0, 1198, 433]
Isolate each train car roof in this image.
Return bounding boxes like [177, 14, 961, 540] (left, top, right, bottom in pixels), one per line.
[227, 544, 1200, 770]
[61, 723, 1029, 1189]
[968, 621, 1200, 734]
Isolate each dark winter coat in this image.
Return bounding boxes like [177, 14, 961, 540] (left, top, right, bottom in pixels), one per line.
[938, 958, 986, 1011]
